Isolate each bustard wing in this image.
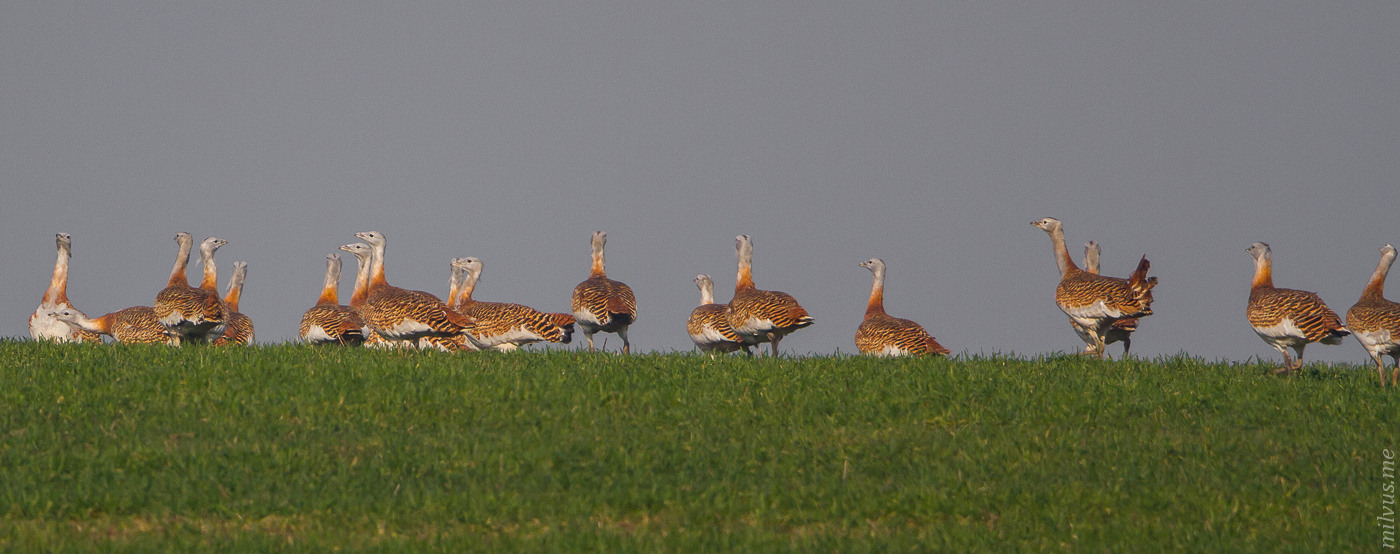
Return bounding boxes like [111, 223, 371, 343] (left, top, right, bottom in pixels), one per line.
[300, 305, 367, 345]
[688, 303, 744, 347]
[214, 313, 254, 346]
[112, 306, 180, 345]
[572, 277, 637, 327]
[364, 285, 475, 336]
[1347, 299, 1400, 338]
[461, 301, 571, 344]
[1056, 268, 1155, 320]
[1249, 287, 1348, 343]
[855, 314, 949, 356]
[726, 289, 813, 337]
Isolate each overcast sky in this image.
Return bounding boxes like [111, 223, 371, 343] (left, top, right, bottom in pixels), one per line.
[3, 1, 1397, 364]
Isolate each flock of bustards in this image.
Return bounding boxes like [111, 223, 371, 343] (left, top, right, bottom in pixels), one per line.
[25, 219, 1400, 385]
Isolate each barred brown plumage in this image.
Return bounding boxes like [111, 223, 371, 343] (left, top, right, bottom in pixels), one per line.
[153, 233, 227, 344]
[451, 257, 573, 351]
[51, 306, 179, 345]
[300, 253, 367, 346]
[1346, 244, 1400, 386]
[353, 231, 474, 351]
[1032, 218, 1155, 359]
[687, 274, 747, 357]
[853, 258, 948, 357]
[29, 233, 103, 343]
[214, 261, 253, 346]
[571, 231, 637, 353]
[725, 235, 812, 357]
[1072, 241, 1138, 358]
[1245, 242, 1349, 373]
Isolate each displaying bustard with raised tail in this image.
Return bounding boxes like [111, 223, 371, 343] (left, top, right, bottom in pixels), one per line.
[1031, 218, 1156, 358]
[50, 306, 179, 345]
[854, 258, 949, 357]
[299, 253, 367, 346]
[571, 231, 637, 353]
[214, 261, 253, 345]
[30, 233, 102, 343]
[1074, 241, 1139, 358]
[1346, 244, 1400, 386]
[1245, 242, 1349, 373]
[451, 257, 573, 351]
[687, 274, 748, 357]
[725, 235, 813, 357]
[354, 231, 475, 351]
[153, 233, 227, 343]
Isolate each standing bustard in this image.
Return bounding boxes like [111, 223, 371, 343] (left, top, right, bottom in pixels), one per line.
[725, 235, 813, 357]
[354, 231, 475, 351]
[153, 233, 227, 344]
[854, 258, 949, 357]
[687, 274, 747, 357]
[1074, 241, 1139, 358]
[299, 253, 367, 346]
[30, 233, 103, 343]
[571, 231, 637, 353]
[1245, 242, 1349, 373]
[1346, 244, 1400, 386]
[1031, 218, 1156, 358]
[214, 261, 253, 345]
[451, 257, 574, 351]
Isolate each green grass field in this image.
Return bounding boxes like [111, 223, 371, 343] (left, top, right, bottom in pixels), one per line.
[0, 340, 1394, 551]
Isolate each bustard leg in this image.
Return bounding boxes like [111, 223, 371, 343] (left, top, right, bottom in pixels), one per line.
[1292, 345, 1306, 372]
[1272, 345, 1293, 375]
[769, 334, 782, 357]
[1391, 354, 1399, 387]
[1121, 337, 1131, 359]
[584, 331, 596, 352]
[619, 329, 630, 354]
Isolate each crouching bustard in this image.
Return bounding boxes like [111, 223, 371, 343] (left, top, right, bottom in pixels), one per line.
[854, 258, 949, 357]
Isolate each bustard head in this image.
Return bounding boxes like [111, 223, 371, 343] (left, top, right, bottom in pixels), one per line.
[354, 231, 386, 247]
[1030, 217, 1062, 234]
[339, 242, 373, 262]
[1245, 242, 1271, 262]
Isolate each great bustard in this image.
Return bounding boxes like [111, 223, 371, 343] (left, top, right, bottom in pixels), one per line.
[1346, 244, 1400, 386]
[724, 235, 813, 357]
[854, 258, 949, 357]
[299, 253, 367, 346]
[214, 261, 253, 345]
[29, 233, 102, 343]
[571, 231, 637, 353]
[452, 257, 574, 351]
[1031, 218, 1155, 358]
[1073, 240, 1139, 358]
[153, 233, 227, 344]
[1245, 242, 1349, 373]
[354, 231, 475, 351]
[50, 306, 179, 345]
[686, 274, 747, 357]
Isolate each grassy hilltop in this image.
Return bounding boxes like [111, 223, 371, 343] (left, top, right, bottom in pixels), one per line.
[0, 341, 1394, 551]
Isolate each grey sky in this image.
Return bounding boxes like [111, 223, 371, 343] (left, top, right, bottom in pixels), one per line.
[3, 2, 1397, 364]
